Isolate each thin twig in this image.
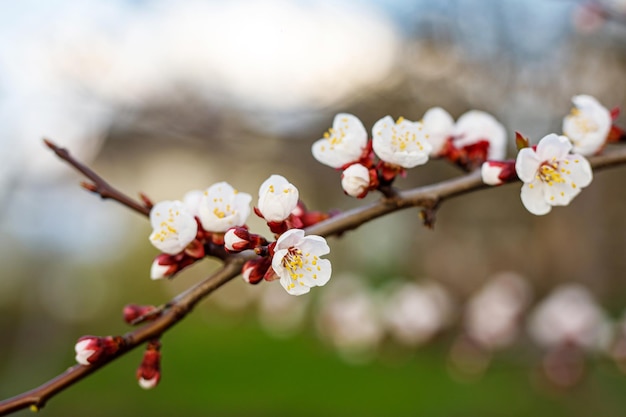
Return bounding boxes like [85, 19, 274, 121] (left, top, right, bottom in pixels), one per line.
[0, 260, 246, 415]
[43, 139, 151, 217]
[1, 145, 625, 416]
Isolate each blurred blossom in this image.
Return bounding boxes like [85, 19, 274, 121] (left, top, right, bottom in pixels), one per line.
[464, 272, 531, 350]
[383, 281, 453, 347]
[527, 284, 612, 352]
[316, 275, 383, 364]
[257, 281, 310, 338]
[210, 277, 260, 313]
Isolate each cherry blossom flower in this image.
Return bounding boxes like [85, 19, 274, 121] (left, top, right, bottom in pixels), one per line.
[372, 116, 432, 168]
[271, 229, 331, 296]
[383, 282, 452, 347]
[341, 163, 371, 198]
[197, 182, 251, 232]
[453, 110, 507, 160]
[257, 175, 299, 222]
[149, 200, 198, 255]
[312, 113, 368, 168]
[562, 94, 612, 156]
[422, 107, 454, 156]
[182, 189, 204, 218]
[528, 284, 611, 351]
[515, 134, 592, 215]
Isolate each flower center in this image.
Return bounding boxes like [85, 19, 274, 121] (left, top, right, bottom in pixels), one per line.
[282, 247, 321, 290]
[537, 161, 568, 186]
[389, 117, 424, 152]
[569, 108, 599, 135]
[151, 208, 181, 242]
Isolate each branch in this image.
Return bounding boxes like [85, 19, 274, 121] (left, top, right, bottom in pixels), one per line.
[0, 260, 246, 416]
[2, 145, 626, 416]
[306, 146, 626, 237]
[43, 139, 151, 217]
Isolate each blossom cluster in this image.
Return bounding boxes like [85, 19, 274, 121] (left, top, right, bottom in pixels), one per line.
[311, 95, 621, 216]
[312, 109, 507, 198]
[480, 95, 617, 215]
[147, 175, 332, 297]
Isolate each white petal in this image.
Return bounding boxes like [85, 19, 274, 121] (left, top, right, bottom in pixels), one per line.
[150, 261, 171, 280]
[198, 182, 252, 232]
[453, 110, 507, 160]
[520, 182, 552, 215]
[298, 235, 330, 257]
[138, 376, 159, 390]
[481, 162, 503, 185]
[182, 190, 203, 218]
[280, 276, 311, 296]
[563, 95, 611, 156]
[564, 155, 593, 188]
[515, 148, 541, 183]
[535, 134, 571, 161]
[149, 201, 197, 254]
[341, 163, 370, 197]
[422, 107, 454, 156]
[274, 229, 305, 251]
[372, 116, 431, 168]
[305, 258, 331, 287]
[257, 175, 299, 222]
[542, 181, 578, 206]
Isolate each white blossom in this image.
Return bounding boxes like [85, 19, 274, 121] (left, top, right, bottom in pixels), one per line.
[257, 175, 299, 222]
[372, 116, 432, 168]
[197, 182, 252, 232]
[515, 134, 592, 215]
[312, 113, 368, 168]
[341, 163, 370, 197]
[453, 110, 507, 160]
[563, 94, 612, 156]
[149, 200, 198, 254]
[182, 189, 204, 218]
[422, 107, 454, 156]
[271, 229, 331, 296]
[384, 282, 452, 347]
[528, 284, 611, 351]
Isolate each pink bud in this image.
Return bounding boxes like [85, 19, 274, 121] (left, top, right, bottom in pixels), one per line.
[137, 340, 161, 390]
[480, 160, 517, 186]
[224, 227, 252, 252]
[150, 255, 179, 280]
[123, 304, 158, 325]
[75, 335, 123, 365]
[242, 257, 272, 284]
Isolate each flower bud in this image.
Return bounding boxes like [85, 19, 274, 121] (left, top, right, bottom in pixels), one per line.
[137, 340, 161, 390]
[341, 163, 371, 198]
[150, 254, 178, 280]
[242, 257, 272, 285]
[480, 160, 517, 186]
[224, 227, 252, 252]
[75, 335, 123, 366]
[124, 304, 158, 325]
[257, 175, 299, 222]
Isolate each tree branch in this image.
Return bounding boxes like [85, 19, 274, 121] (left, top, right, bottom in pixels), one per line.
[2, 145, 625, 416]
[43, 139, 151, 217]
[0, 260, 245, 416]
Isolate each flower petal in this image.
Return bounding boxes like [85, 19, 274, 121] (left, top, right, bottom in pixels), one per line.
[274, 229, 305, 251]
[515, 148, 541, 183]
[535, 134, 571, 161]
[564, 154, 593, 189]
[520, 182, 552, 215]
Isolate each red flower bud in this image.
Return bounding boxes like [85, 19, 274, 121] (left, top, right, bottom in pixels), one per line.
[137, 340, 161, 389]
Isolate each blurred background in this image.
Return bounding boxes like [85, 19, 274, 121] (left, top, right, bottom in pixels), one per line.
[1, 0, 626, 416]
